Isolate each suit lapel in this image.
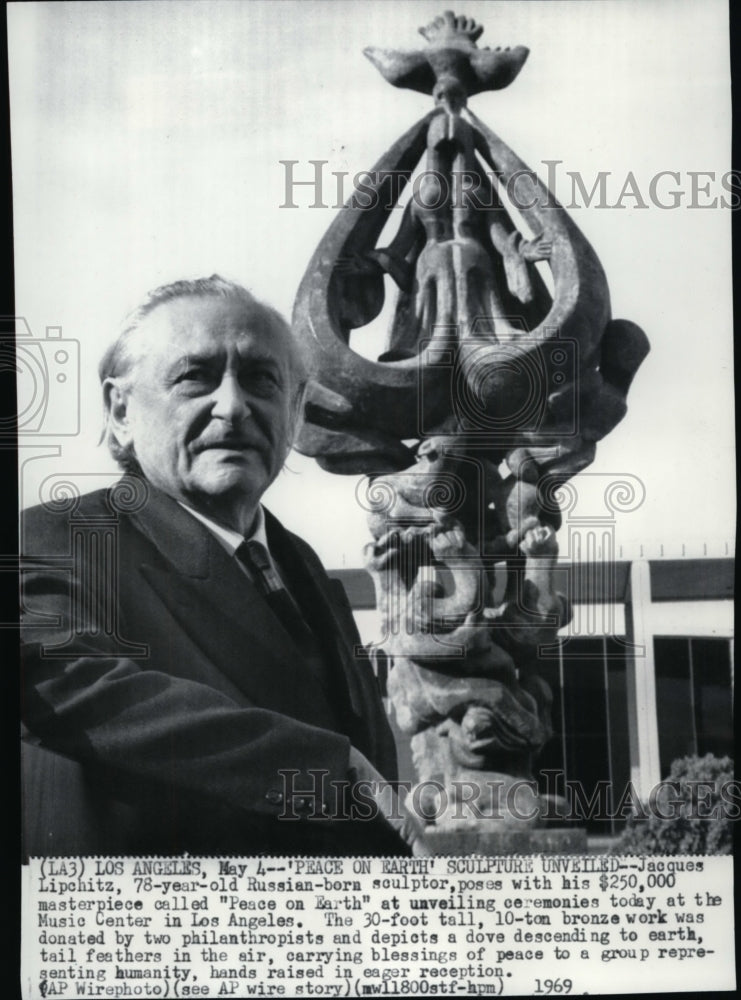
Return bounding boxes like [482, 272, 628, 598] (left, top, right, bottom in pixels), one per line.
[128, 488, 339, 720]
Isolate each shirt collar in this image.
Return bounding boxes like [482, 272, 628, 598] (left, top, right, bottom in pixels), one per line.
[177, 501, 269, 557]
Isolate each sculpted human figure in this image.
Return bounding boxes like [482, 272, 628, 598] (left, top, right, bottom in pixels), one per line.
[363, 428, 570, 825]
[342, 75, 553, 363]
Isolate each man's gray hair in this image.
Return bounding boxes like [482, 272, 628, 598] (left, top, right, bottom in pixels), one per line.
[100, 275, 309, 472]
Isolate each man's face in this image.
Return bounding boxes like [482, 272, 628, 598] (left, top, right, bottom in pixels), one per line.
[114, 295, 296, 525]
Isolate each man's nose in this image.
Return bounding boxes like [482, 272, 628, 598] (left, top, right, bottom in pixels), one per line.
[211, 373, 250, 421]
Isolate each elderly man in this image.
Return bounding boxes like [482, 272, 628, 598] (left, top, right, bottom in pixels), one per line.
[21, 275, 425, 857]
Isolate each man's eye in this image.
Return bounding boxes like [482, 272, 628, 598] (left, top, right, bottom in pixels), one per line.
[172, 369, 216, 393]
[244, 370, 281, 394]
[178, 369, 211, 384]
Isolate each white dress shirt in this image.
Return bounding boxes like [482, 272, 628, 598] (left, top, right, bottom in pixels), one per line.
[177, 502, 278, 579]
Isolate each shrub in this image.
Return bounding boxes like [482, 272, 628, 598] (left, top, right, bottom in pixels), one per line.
[610, 753, 735, 855]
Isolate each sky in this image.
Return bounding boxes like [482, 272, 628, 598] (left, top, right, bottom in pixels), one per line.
[9, 0, 735, 569]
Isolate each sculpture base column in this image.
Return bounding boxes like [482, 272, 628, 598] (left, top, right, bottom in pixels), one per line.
[425, 825, 588, 855]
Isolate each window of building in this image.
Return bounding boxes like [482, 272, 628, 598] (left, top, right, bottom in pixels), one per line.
[654, 636, 734, 776]
[535, 636, 630, 834]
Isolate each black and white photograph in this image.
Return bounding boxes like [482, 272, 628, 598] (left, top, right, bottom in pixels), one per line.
[9, 0, 736, 995]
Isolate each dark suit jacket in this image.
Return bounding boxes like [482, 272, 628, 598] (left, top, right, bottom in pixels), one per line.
[20, 481, 407, 857]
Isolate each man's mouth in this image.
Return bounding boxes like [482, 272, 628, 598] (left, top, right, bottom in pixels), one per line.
[197, 440, 263, 456]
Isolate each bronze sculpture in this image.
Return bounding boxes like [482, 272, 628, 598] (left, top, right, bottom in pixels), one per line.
[293, 11, 649, 848]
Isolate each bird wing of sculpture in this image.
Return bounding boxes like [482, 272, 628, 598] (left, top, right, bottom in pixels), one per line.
[363, 46, 437, 94]
[468, 46, 530, 92]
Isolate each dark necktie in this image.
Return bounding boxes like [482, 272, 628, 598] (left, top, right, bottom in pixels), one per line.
[235, 539, 342, 728]
[235, 539, 314, 646]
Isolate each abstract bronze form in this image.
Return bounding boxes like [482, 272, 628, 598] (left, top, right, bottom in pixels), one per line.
[294, 11, 649, 842]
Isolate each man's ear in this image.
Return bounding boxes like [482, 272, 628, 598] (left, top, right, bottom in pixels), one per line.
[102, 378, 134, 446]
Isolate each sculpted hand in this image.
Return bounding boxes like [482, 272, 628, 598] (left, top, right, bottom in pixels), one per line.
[428, 521, 468, 559]
[519, 522, 558, 557]
[519, 232, 553, 261]
[348, 747, 432, 857]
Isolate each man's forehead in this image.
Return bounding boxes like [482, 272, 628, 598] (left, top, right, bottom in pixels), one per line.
[134, 295, 290, 361]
